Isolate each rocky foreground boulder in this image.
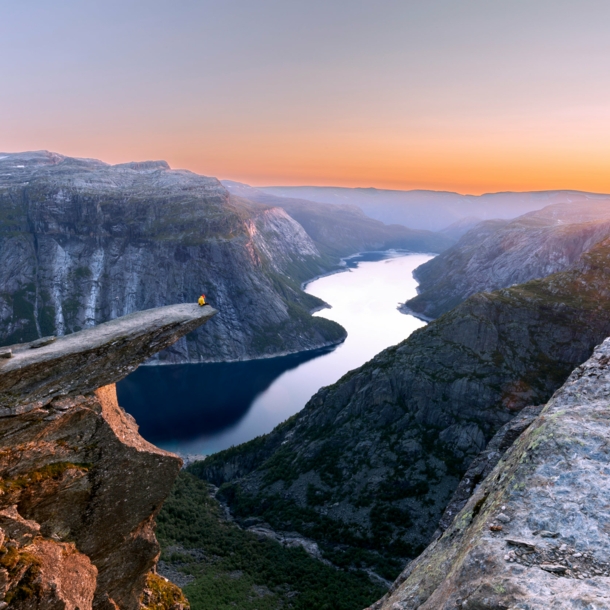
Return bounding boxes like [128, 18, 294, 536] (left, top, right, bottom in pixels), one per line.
[0, 303, 215, 609]
[370, 336, 610, 609]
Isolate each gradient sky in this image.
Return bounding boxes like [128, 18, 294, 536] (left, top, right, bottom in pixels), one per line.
[2, 0, 610, 194]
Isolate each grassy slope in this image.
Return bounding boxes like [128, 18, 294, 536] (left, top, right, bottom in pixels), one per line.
[157, 472, 384, 610]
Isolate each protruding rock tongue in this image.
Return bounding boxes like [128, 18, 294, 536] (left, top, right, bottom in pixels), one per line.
[0, 303, 216, 416]
[0, 303, 216, 609]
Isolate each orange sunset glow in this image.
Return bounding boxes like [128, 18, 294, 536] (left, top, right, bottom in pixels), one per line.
[2, 1, 610, 194]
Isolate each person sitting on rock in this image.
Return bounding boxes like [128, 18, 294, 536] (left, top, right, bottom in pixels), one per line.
[198, 294, 206, 306]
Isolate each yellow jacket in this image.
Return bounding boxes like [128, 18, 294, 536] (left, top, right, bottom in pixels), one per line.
[198, 295, 206, 306]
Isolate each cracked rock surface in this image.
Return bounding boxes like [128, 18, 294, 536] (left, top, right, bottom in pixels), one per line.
[369, 337, 610, 609]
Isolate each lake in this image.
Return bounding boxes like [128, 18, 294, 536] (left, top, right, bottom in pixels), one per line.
[117, 251, 433, 456]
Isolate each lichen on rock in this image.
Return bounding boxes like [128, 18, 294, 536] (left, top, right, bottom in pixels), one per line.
[369, 336, 610, 609]
[140, 573, 189, 610]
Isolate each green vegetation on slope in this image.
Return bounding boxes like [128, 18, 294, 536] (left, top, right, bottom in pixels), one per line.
[157, 472, 385, 610]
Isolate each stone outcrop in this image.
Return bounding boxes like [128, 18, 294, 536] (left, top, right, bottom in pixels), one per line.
[0, 151, 346, 363]
[370, 336, 610, 609]
[403, 201, 610, 320]
[0, 303, 215, 609]
[191, 237, 610, 581]
[434, 404, 543, 535]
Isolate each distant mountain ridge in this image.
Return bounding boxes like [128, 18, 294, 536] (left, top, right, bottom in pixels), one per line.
[258, 185, 610, 231]
[404, 200, 610, 320]
[223, 180, 454, 257]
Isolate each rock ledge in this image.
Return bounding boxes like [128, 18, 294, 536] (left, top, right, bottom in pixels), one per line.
[0, 304, 215, 609]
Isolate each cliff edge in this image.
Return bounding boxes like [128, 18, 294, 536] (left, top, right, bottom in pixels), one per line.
[370, 336, 610, 609]
[0, 303, 216, 609]
[0, 151, 345, 363]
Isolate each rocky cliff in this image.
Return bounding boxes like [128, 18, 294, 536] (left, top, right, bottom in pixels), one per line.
[0, 151, 347, 363]
[0, 302, 215, 609]
[190, 237, 610, 581]
[403, 201, 610, 320]
[370, 336, 610, 609]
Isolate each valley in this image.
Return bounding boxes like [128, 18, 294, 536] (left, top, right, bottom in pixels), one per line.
[0, 152, 447, 364]
[6, 4, 610, 609]
[186, 234, 610, 597]
[117, 252, 431, 455]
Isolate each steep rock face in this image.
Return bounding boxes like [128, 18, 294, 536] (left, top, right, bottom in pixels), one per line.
[404, 202, 610, 319]
[371, 337, 610, 610]
[434, 403, 543, 535]
[0, 303, 215, 609]
[192, 238, 610, 580]
[0, 151, 344, 363]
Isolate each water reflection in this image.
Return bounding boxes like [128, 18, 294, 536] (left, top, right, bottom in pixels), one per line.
[116, 347, 330, 444]
[118, 251, 432, 455]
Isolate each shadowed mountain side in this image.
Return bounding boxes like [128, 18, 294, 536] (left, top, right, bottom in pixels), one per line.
[223, 181, 454, 257]
[404, 201, 610, 320]
[258, 186, 610, 231]
[0, 151, 346, 363]
[189, 238, 610, 581]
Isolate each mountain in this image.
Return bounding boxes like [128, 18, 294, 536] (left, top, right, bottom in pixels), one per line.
[258, 186, 610, 231]
[371, 337, 610, 609]
[222, 181, 454, 257]
[438, 215, 482, 241]
[189, 237, 610, 582]
[0, 151, 350, 363]
[403, 201, 610, 320]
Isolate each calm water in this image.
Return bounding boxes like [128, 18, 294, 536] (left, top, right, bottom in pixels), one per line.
[117, 251, 432, 455]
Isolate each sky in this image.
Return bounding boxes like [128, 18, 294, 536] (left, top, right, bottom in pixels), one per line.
[1, 0, 610, 194]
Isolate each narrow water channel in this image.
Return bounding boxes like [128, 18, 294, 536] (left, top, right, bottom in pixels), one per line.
[117, 251, 433, 455]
